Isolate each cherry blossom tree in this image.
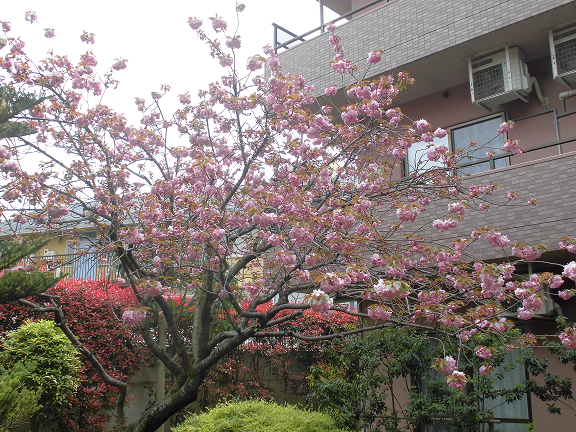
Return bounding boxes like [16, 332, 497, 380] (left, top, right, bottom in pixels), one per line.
[1, 6, 576, 431]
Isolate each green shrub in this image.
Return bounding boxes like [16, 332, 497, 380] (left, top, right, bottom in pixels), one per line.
[173, 400, 351, 432]
[0, 362, 41, 431]
[0, 319, 81, 427]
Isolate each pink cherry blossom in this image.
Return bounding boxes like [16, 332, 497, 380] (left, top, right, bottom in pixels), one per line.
[112, 59, 127, 70]
[563, 262, 576, 281]
[559, 290, 575, 300]
[122, 309, 147, 325]
[80, 31, 95, 44]
[367, 50, 383, 64]
[497, 121, 514, 134]
[226, 37, 241, 49]
[397, 206, 421, 222]
[25, 11, 37, 24]
[211, 17, 227, 32]
[485, 231, 510, 248]
[341, 109, 358, 126]
[1, 22, 11, 32]
[435, 356, 457, 374]
[188, 18, 203, 30]
[447, 371, 467, 389]
[44, 29, 55, 38]
[475, 346, 493, 359]
[433, 219, 458, 231]
[448, 202, 466, 216]
[512, 245, 542, 261]
[140, 280, 163, 297]
[325, 86, 337, 96]
[368, 306, 392, 321]
[414, 119, 429, 131]
[247, 56, 263, 71]
[236, 3, 246, 12]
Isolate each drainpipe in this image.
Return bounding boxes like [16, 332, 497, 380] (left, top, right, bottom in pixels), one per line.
[530, 77, 548, 106]
[319, 0, 325, 32]
[559, 89, 576, 114]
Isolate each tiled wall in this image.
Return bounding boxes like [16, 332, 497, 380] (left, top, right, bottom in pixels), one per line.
[277, 0, 574, 94]
[403, 151, 576, 261]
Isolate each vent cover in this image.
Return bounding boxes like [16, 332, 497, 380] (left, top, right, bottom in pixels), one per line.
[472, 64, 505, 100]
[468, 46, 531, 109]
[550, 24, 576, 87]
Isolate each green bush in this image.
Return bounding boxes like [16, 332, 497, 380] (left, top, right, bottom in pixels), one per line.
[0, 362, 41, 431]
[0, 319, 81, 428]
[173, 400, 350, 432]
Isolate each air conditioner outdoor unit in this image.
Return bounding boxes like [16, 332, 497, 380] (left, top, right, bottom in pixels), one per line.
[549, 23, 576, 88]
[468, 46, 531, 109]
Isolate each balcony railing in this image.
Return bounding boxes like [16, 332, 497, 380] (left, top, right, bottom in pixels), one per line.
[28, 252, 120, 280]
[457, 108, 576, 173]
[273, 0, 391, 53]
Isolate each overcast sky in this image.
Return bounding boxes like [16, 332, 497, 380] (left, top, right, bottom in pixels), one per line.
[1, 0, 339, 121]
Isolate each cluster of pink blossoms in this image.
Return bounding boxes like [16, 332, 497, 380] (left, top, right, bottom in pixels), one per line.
[504, 139, 523, 156]
[560, 328, 576, 349]
[139, 280, 163, 297]
[475, 346, 493, 359]
[484, 230, 510, 248]
[122, 309, 147, 325]
[367, 306, 392, 321]
[433, 219, 458, 231]
[562, 262, 576, 280]
[396, 206, 421, 222]
[434, 356, 457, 374]
[306, 289, 333, 313]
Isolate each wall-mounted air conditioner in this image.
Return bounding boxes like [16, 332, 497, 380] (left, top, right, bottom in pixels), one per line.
[468, 46, 531, 109]
[549, 23, 576, 88]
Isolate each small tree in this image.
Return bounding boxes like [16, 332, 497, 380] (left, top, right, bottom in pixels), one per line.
[0, 319, 82, 431]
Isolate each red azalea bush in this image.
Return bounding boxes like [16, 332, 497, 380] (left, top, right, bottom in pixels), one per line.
[0, 279, 148, 431]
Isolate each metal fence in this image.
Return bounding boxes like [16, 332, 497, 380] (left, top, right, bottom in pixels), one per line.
[28, 252, 120, 280]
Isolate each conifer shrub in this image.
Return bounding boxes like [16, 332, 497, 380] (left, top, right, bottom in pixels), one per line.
[173, 400, 350, 432]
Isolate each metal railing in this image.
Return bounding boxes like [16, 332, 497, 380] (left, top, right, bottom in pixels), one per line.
[273, 0, 391, 53]
[457, 108, 576, 172]
[28, 252, 120, 280]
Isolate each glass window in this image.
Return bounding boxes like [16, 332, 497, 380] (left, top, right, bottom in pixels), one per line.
[452, 115, 507, 175]
[406, 135, 448, 174]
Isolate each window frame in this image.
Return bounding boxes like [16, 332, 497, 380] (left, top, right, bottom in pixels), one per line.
[405, 113, 510, 176]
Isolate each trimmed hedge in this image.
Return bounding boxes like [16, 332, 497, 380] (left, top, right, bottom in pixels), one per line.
[174, 400, 350, 432]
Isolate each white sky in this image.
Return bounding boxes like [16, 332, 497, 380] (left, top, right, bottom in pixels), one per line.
[1, 0, 339, 123]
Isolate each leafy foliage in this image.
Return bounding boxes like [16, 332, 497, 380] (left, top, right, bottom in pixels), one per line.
[0, 362, 42, 432]
[195, 308, 358, 410]
[0, 319, 81, 424]
[173, 400, 350, 432]
[308, 328, 574, 432]
[0, 279, 147, 431]
[0, 84, 48, 139]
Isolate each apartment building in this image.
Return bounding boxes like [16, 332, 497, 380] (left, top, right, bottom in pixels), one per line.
[274, 1, 576, 430]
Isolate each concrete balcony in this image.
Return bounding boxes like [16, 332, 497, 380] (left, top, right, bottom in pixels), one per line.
[277, 0, 576, 104]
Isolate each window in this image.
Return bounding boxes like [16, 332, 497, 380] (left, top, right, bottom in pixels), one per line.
[452, 114, 507, 175]
[406, 135, 448, 174]
[406, 114, 509, 176]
